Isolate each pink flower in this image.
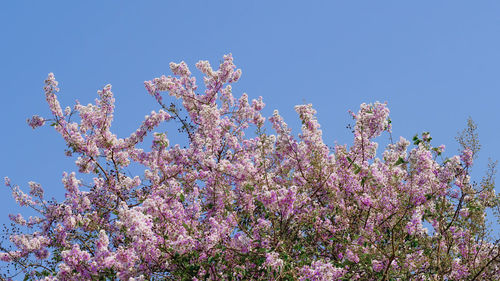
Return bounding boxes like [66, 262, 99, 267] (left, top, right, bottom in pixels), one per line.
[2, 55, 498, 280]
[372, 259, 384, 272]
[264, 251, 284, 271]
[27, 115, 45, 129]
[345, 249, 359, 263]
[461, 148, 473, 166]
[4, 176, 10, 187]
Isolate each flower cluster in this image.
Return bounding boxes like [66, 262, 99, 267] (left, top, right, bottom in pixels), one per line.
[2, 55, 499, 280]
[27, 115, 45, 129]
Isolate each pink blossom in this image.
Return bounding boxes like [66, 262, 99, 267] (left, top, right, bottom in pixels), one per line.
[27, 115, 45, 129]
[461, 148, 474, 166]
[1, 55, 498, 280]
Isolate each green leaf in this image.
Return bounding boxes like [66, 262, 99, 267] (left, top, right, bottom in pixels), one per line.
[361, 176, 367, 186]
[282, 253, 289, 261]
[432, 147, 442, 156]
[394, 157, 406, 166]
[257, 247, 266, 253]
[179, 193, 185, 202]
[413, 134, 421, 145]
[244, 184, 254, 192]
[354, 165, 361, 174]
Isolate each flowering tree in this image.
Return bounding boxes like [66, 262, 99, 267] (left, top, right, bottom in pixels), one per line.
[2, 54, 500, 280]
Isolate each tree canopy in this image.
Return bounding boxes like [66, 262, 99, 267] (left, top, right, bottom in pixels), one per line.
[2, 55, 499, 280]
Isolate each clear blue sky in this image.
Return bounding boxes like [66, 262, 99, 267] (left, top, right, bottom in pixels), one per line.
[1, 0, 499, 247]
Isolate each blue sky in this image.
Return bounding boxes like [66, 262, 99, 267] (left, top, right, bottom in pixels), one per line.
[1, 0, 499, 250]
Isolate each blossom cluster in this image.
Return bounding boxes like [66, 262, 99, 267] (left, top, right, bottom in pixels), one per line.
[2, 55, 499, 280]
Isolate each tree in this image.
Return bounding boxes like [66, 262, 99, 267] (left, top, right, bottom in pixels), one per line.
[2, 54, 499, 280]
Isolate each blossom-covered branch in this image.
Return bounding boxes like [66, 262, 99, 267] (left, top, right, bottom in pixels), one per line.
[2, 55, 499, 280]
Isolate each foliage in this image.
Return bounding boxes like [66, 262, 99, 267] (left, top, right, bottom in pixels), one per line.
[3, 55, 500, 280]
